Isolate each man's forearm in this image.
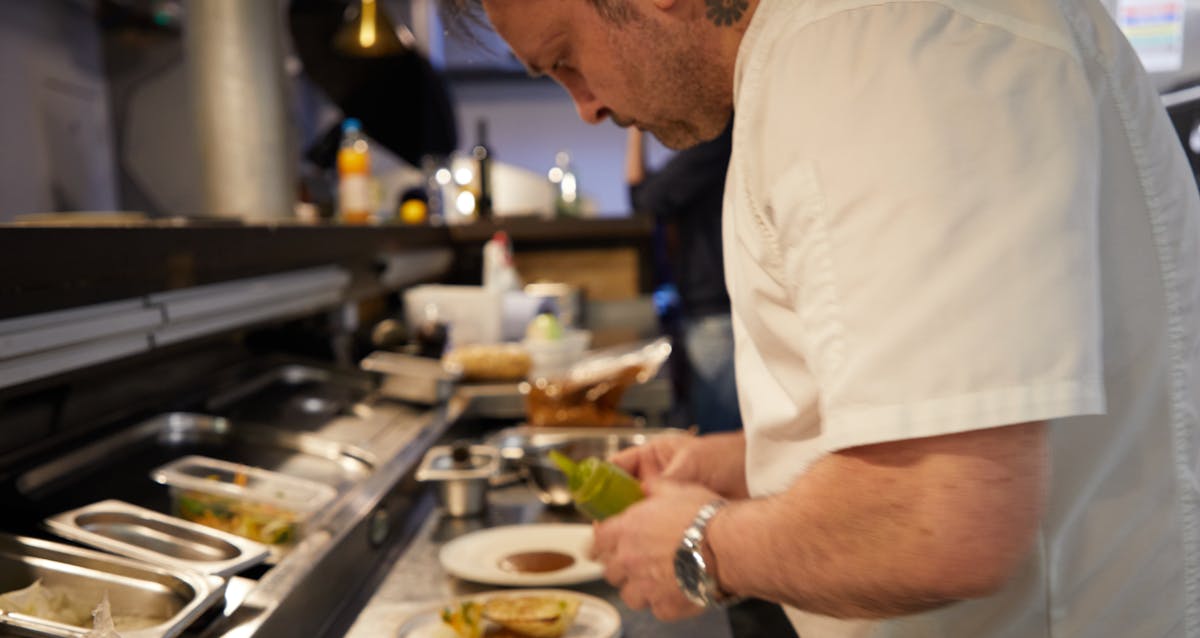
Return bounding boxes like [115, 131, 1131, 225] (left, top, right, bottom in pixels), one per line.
[706, 422, 1047, 619]
[701, 431, 750, 499]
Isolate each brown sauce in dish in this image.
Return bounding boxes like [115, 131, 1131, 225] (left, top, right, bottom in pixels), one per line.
[497, 551, 575, 574]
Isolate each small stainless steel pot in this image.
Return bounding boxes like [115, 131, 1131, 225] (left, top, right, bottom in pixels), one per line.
[416, 444, 500, 517]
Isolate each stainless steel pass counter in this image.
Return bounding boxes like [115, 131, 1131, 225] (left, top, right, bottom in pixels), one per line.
[344, 482, 734, 638]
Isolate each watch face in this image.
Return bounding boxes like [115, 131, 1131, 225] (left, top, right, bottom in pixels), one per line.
[674, 546, 711, 608]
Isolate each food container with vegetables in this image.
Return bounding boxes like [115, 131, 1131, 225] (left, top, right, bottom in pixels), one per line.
[150, 455, 336, 546]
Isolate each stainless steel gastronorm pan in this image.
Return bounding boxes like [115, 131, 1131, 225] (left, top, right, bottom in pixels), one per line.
[204, 364, 376, 430]
[0, 533, 224, 638]
[359, 351, 460, 405]
[44, 500, 270, 578]
[15, 412, 374, 519]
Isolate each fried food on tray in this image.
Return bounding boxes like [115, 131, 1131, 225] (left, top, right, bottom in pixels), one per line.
[443, 344, 532, 382]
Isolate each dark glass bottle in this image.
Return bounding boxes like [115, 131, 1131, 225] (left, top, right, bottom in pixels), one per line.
[472, 119, 493, 220]
[414, 303, 448, 359]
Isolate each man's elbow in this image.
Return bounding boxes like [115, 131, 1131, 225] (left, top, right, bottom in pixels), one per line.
[922, 532, 1038, 602]
[860, 553, 1026, 620]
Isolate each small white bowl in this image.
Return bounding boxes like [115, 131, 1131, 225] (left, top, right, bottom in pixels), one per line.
[522, 329, 591, 379]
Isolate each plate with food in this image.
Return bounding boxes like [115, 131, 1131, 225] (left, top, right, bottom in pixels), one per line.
[439, 524, 603, 587]
[398, 589, 620, 638]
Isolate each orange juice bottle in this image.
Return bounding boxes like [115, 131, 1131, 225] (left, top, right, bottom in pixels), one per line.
[337, 118, 373, 224]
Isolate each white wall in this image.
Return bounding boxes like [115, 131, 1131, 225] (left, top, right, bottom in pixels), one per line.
[0, 1, 117, 221]
[116, 39, 206, 217]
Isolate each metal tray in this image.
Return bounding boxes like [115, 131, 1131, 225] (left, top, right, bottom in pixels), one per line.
[44, 500, 270, 577]
[360, 352, 460, 405]
[15, 413, 374, 530]
[204, 364, 376, 430]
[0, 533, 224, 638]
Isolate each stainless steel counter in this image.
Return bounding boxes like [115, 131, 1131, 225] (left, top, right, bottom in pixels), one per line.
[344, 482, 733, 638]
[0, 359, 698, 638]
[1, 359, 458, 638]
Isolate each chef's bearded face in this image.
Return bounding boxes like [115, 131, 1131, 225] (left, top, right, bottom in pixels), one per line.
[450, 0, 732, 149]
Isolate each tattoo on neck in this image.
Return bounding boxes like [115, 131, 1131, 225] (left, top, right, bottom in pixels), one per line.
[706, 0, 749, 26]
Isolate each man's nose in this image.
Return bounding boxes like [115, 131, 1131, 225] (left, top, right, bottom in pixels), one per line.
[565, 84, 608, 125]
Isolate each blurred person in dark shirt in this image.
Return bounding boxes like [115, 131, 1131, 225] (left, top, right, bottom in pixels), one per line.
[627, 124, 740, 434]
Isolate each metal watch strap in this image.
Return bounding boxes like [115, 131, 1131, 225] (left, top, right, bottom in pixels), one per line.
[675, 498, 740, 608]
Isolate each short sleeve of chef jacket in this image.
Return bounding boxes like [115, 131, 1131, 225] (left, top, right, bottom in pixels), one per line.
[741, 1, 1106, 450]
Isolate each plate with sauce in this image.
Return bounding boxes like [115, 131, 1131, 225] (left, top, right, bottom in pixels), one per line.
[438, 524, 604, 586]
[398, 589, 621, 638]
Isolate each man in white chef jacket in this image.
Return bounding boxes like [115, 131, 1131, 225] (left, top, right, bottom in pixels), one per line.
[444, 0, 1200, 635]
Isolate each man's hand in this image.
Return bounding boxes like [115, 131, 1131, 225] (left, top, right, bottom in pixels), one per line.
[591, 479, 722, 620]
[609, 431, 749, 498]
[608, 433, 693, 480]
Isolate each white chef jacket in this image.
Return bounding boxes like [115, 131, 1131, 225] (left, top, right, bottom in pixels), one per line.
[724, 0, 1200, 636]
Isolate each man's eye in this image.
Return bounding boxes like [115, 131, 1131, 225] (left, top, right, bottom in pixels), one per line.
[551, 58, 568, 72]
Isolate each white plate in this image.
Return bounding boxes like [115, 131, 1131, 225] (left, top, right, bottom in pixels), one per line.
[439, 524, 603, 587]
[397, 589, 621, 638]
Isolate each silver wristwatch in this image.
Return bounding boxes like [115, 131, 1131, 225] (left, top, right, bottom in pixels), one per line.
[674, 498, 740, 608]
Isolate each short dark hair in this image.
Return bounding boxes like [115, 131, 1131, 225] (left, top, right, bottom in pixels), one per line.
[440, 0, 632, 24]
[438, 0, 477, 15]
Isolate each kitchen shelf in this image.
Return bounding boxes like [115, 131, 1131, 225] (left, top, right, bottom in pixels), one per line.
[0, 217, 654, 320]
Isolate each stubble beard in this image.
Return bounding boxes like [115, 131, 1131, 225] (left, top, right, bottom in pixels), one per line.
[609, 10, 732, 150]
[648, 119, 714, 150]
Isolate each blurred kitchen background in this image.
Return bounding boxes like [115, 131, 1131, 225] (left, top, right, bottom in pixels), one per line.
[0, 3, 1199, 638]
[0, 0, 681, 223]
[3, 0, 1200, 225]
